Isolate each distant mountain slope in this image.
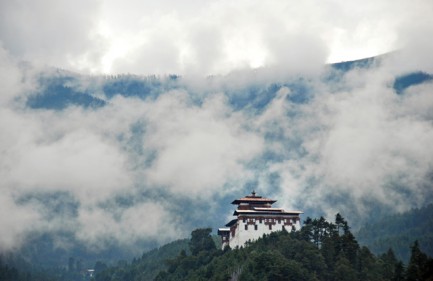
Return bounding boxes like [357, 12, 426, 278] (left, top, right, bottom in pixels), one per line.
[27, 76, 106, 110]
[95, 238, 189, 281]
[356, 204, 433, 263]
[26, 58, 433, 112]
[393, 71, 433, 94]
[330, 56, 377, 71]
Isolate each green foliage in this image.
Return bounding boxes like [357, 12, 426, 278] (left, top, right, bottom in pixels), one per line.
[189, 228, 216, 256]
[357, 204, 433, 262]
[334, 254, 357, 281]
[378, 248, 399, 280]
[405, 241, 433, 281]
[95, 238, 189, 281]
[0, 258, 20, 281]
[0, 255, 61, 281]
[95, 214, 433, 281]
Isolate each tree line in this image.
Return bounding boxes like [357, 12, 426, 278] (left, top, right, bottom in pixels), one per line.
[3, 214, 432, 280]
[95, 214, 433, 281]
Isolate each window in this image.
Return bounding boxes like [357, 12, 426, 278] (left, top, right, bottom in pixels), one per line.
[282, 225, 285, 231]
[245, 225, 248, 230]
[254, 225, 258, 231]
[269, 224, 272, 230]
[259, 218, 262, 223]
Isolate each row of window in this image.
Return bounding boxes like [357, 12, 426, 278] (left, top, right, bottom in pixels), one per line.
[244, 224, 287, 231]
[242, 217, 296, 224]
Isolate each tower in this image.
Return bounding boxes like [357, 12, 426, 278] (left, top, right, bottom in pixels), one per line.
[217, 191, 303, 249]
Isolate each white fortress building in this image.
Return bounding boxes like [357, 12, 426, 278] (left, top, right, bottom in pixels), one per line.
[218, 191, 303, 249]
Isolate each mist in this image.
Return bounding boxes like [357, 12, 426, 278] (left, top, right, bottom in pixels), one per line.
[0, 0, 433, 257]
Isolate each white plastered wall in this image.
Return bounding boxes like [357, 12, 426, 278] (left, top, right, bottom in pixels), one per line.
[228, 215, 301, 248]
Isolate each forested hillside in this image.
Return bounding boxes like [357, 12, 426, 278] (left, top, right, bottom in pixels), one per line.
[3, 212, 433, 280]
[95, 215, 433, 281]
[93, 239, 189, 281]
[357, 204, 433, 263]
[2, 59, 433, 281]
[0, 239, 189, 281]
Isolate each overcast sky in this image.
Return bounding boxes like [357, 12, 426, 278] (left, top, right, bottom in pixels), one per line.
[1, 0, 433, 253]
[1, 0, 432, 75]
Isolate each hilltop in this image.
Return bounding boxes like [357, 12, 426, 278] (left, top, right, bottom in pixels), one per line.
[95, 214, 433, 281]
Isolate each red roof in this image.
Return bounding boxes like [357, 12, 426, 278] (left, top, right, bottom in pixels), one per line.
[234, 209, 303, 216]
[231, 191, 276, 205]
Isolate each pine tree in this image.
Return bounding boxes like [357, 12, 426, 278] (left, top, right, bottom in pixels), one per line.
[379, 248, 398, 280]
[393, 261, 405, 281]
[334, 254, 357, 281]
[189, 228, 216, 256]
[406, 240, 433, 281]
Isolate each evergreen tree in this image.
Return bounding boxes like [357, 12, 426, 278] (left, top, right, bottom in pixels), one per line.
[334, 254, 357, 281]
[357, 246, 380, 281]
[96, 215, 433, 281]
[406, 240, 433, 281]
[379, 248, 398, 280]
[189, 228, 216, 256]
[393, 261, 405, 281]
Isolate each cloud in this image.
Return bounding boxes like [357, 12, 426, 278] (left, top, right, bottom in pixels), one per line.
[0, 193, 42, 252]
[0, 50, 266, 250]
[0, 0, 104, 71]
[142, 91, 264, 197]
[1, 0, 433, 252]
[76, 201, 182, 249]
[258, 66, 433, 222]
[0, 44, 27, 105]
[0, 48, 432, 253]
[8, 129, 131, 203]
[3, 0, 432, 75]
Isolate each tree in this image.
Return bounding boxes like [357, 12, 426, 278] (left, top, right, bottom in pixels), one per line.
[94, 261, 107, 273]
[335, 213, 348, 235]
[189, 228, 216, 256]
[357, 246, 380, 281]
[379, 248, 398, 280]
[321, 236, 337, 277]
[97, 214, 433, 281]
[393, 261, 405, 281]
[300, 217, 314, 242]
[406, 240, 433, 281]
[334, 254, 357, 281]
[340, 231, 359, 266]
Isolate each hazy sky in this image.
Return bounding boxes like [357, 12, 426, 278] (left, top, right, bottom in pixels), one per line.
[0, 0, 433, 253]
[1, 0, 432, 75]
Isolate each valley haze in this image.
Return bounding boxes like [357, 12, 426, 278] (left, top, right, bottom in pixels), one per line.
[0, 0, 432, 266]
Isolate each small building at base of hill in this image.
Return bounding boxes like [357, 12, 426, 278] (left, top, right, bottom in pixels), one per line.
[218, 191, 302, 249]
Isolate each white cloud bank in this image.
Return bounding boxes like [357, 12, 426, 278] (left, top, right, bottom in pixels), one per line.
[263, 66, 433, 219]
[0, 45, 266, 250]
[1, 0, 432, 75]
[0, 0, 433, 252]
